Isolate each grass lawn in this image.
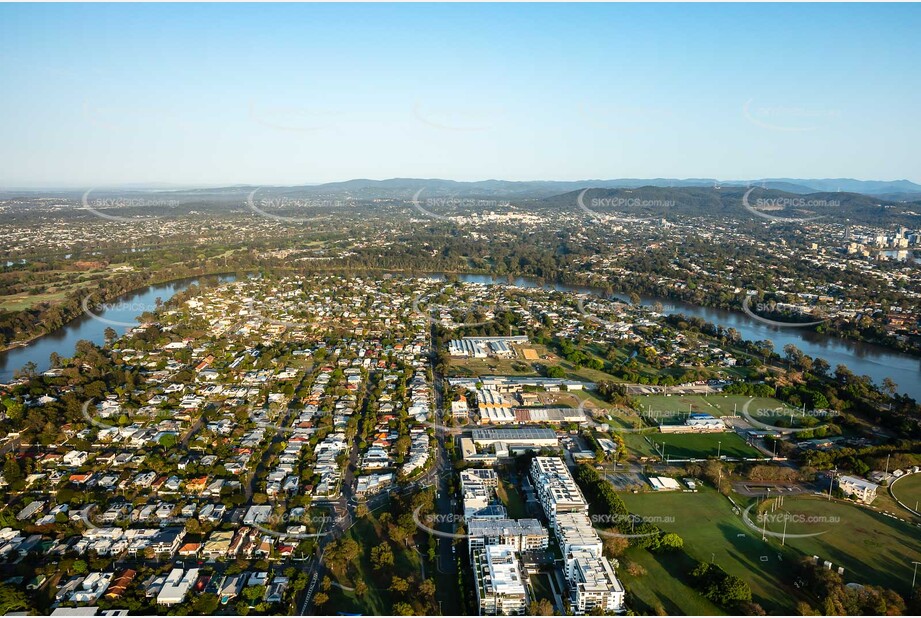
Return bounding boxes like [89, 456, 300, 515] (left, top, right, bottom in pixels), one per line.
[647, 432, 764, 460]
[622, 487, 808, 613]
[496, 479, 528, 519]
[635, 394, 794, 420]
[622, 433, 660, 459]
[620, 488, 921, 613]
[0, 289, 69, 311]
[324, 515, 426, 615]
[619, 545, 725, 616]
[574, 391, 648, 431]
[448, 356, 538, 376]
[528, 572, 555, 606]
[891, 473, 921, 514]
[758, 495, 921, 592]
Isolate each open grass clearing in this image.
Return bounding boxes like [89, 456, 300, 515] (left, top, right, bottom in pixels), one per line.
[647, 432, 763, 460]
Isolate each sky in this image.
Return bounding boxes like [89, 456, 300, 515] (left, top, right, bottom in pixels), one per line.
[1, 2, 920, 188]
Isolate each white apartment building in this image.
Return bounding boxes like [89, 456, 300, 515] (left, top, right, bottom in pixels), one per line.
[467, 519, 549, 554]
[530, 457, 588, 528]
[555, 512, 603, 559]
[473, 545, 528, 616]
[567, 550, 625, 615]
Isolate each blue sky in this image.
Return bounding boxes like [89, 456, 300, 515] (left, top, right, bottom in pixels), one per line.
[1, 3, 919, 187]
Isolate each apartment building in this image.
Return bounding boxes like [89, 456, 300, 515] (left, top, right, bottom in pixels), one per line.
[530, 457, 588, 528]
[567, 550, 625, 614]
[472, 545, 528, 616]
[467, 518, 549, 554]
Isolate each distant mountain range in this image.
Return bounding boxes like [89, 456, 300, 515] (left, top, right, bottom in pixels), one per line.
[4, 177, 921, 201]
[4, 179, 921, 228]
[174, 177, 921, 200]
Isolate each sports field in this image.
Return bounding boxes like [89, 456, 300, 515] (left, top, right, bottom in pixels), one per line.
[647, 431, 764, 460]
[623, 487, 800, 612]
[757, 495, 921, 592]
[635, 394, 795, 421]
[890, 472, 921, 514]
[620, 488, 921, 613]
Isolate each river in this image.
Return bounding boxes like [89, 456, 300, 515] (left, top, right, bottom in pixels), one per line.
[443, 273, 921, 402]
[0, 275, 236, 382]
[2, 271, 918, 402]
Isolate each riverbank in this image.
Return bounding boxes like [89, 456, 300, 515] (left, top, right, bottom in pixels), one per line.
[3, 265, 918, 401]
[0, 271, 242, 381]
[0, 268, 246, 355]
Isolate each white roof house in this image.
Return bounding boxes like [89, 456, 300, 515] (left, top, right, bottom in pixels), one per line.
[156, 568, 199, 605]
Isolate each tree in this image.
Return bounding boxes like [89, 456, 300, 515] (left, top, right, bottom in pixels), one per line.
[3, 456, 23, 488]
[656, 532, 684, 551]
[371, 542, 394, 570]
[419, 579, 436, 599]
[528, 598, 554, 615]
[158, 433, 178, 449]
[392, 602, 414, 615]
[243, 585, 265, 604]
[321, 576, 331, 592]
[192, 593, 219, 614]
[882, 377, 898, 398]
[390, 576, 410, 594]
[72, 559, 88, 574]
[313, 592, 329, 607]
[602, 534, 629, 558]
[0, 585, 28, 614]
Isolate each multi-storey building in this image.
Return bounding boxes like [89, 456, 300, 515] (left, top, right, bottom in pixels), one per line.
[530, 457, 588, 528]
[567, 550, 625, 614]
[473, 544, 529, 616]
[467, 518, 549, 554]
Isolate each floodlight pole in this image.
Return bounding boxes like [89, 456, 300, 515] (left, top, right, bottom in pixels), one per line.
[911, 561, 921, 599]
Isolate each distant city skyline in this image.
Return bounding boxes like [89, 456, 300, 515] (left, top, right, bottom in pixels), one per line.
[1, 3, 920, 187]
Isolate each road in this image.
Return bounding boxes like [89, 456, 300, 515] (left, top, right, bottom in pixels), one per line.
[244, 406, 295, 502]
[296, 376, 369, 615]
